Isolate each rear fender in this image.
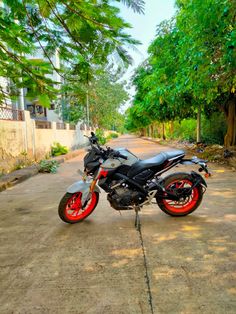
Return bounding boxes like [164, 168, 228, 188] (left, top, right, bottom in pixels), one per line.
[67, 180, 101, 204]
[191, 171, 207, 187]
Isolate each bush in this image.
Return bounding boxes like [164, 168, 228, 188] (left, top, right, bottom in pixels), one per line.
[201, 112, 227, 144]
[168, 113, 227, 144]
[51, 142, 69, 157]
[109, 132, 119, 139]
[12, 151, 35, 171]
[172, 119, 197, 142]
[105, 135, 112, 141]
[106, 132, 119, 141]
[96, 129, 106, 145]
[39, 160, 59, 173]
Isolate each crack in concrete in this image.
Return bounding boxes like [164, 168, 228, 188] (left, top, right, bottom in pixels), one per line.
[181, 265, 193, 294]
[136, 211, 155, 314]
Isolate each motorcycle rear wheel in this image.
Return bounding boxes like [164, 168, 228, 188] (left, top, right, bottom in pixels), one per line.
[156, 172, 203, 217]
[58, 191, 99, 223]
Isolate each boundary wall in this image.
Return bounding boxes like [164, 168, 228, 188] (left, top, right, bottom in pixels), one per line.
[0, 111, 92, 172]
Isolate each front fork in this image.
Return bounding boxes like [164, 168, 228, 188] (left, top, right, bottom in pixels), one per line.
[89, 179, 98, 193]
[68, 170, 101, 207]
[82, 167, 105, 206]
[81, 178, 98, 208]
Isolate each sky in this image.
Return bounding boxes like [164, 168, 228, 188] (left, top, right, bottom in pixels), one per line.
[117, 0, 177, 110]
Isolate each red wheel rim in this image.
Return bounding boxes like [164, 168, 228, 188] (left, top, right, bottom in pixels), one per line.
[162, 179, 199, 214]
[65, 192, 97, 221]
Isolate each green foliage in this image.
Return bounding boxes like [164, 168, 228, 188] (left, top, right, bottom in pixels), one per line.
[51, 142, 69, 157]
[88, 73, 129, 128]
[166, 113, 227, 144]
[13, 161, 27, 171]
[62, 71, 129, 129]
[39, 160, 59, 174]
[12, 151, 34, 171]
[201, 112, 227, 144]
[176, 0, 236, 102]
[38, 94, 51, 108]
[127, 0, 236, 145]
[108, 111, 126, 134]
[61, 102, 85, 124]
[106, 132, 119, 141]
[125, 100, 152, 132]
[109, 132, 119, 139]
[95, 129, 106, 145]
[172, 119, 197, 142]
[0, 0, 142, 105]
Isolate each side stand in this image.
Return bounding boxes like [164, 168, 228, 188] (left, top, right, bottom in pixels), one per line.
[134, 207, 141, 231]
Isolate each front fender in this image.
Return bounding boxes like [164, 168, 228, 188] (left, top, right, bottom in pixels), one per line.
[67, 180, 101, 194]
[67, 180, 101, 206]
[191, 171, 207, 187]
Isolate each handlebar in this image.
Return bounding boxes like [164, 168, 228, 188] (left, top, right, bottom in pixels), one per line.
[84, 133, 128, 160]
[109, 151, 127, 160]
[116, 152, 128, 160]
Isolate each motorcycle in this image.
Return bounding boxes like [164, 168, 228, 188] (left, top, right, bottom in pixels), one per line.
[58, 132, 210, 224]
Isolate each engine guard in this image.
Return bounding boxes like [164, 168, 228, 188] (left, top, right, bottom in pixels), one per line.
[67, 180, 101, 204]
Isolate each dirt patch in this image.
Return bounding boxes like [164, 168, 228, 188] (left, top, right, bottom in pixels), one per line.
[178, 142, 236, 170]
[143, 137, 236, 170]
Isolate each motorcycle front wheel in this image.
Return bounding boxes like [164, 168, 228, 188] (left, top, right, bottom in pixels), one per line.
[58, 191, 99, 223]
[156, 172, 203, 217]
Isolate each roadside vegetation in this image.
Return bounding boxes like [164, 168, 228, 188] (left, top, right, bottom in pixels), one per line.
[39, 159, 59, 173]
[51, 142, 69, 157]
[95, 129, 119, 145]
[125, 0, 236, 149]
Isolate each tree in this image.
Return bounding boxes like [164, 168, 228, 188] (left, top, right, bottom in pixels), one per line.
[127, 20, 198, 136]
[147, 20, 197, 122]
[125, 105, 152, 136]
[124, 62, 152, 134]
[61, 71, 129, 129]
[176, 0, 236, 146]
[88, 73, 128, 128]
[0, 0, 144, 106]
[128, 0, 236, 146]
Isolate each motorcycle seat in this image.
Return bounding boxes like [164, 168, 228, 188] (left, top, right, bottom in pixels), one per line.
[164, 150, 185, 160]
[127, 150, 185, 177]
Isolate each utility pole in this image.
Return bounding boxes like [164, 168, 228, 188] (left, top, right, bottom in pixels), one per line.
[18, 83, 25, 111]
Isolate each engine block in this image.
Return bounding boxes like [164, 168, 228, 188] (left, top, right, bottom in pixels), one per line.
[107, 186, 145, 210]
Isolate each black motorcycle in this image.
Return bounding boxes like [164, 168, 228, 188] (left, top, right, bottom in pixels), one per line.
[58, 133, 210, 224]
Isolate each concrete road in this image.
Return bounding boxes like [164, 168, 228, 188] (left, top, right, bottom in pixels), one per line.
[0, 135, 235, 314]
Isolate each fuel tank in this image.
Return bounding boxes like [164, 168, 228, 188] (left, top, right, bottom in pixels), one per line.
[116, 148, 139, 166]
[101, 148, 139, 169]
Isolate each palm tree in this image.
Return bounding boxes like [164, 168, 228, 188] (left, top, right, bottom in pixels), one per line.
[120, 0, 145, 13]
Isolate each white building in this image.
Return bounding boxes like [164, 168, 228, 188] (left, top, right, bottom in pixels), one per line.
[23, 47, 62, 122]
[0, 47, 63, 122]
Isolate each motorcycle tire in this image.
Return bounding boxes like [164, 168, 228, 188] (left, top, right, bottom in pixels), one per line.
[58, 191, 99, 223]
[156, 172, 203, 217]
